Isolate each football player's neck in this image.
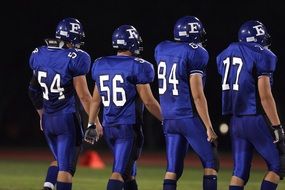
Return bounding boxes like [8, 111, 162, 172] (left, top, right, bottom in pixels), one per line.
[66, 43, 73, 48]
[117, 51, 132, 56]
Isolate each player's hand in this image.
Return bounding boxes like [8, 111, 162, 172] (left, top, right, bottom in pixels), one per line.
[40, 119, 43, 131]
[95, 121, 103, 140]
[207, 127, 218, 143]
[272, 124, 285, 143]
[84, 123, 98, 145]
[37, 109, 43, 131]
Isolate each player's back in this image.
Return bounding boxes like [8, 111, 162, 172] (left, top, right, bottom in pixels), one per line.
[216, 42, 277, 116]
[91, 55, 154, 126]
[155, 40, 209, 119]
[29, 45, 91, 114]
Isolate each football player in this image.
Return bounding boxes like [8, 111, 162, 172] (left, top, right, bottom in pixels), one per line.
[154, 16, 219, 190]
[28, 17, 102, 190]
[84, 25, 162, 190]
[216, 20, 285, 190]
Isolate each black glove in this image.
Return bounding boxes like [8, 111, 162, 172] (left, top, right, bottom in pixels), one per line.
[84, 123, 98, 144]
[272, 124, 285, 143]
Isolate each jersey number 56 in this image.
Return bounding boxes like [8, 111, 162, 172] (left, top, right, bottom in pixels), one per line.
[99, 75, 126, 107]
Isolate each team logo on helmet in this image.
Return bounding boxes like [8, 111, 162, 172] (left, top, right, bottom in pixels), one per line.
[126, 28, 138, 39]
[55, 18, 85, 48]
[174, 16, 207, 45]
[188, 22, 200, 33]
[112, 25, 142, 55]
[253, 25, 265, 36]
[238, 20, 271, 47]
[69, 23, 81, 34]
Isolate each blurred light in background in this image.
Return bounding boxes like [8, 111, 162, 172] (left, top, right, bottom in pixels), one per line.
[219, 123, 229, 135]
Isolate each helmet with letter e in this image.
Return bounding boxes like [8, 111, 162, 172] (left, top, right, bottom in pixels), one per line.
[238, 20, 271, 47]
[173, 16, 207, 45]
[55, 17, 85, 48]
[112, 25, 143, 55]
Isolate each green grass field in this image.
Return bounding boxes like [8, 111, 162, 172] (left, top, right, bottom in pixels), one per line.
[0, 159, 284, 190]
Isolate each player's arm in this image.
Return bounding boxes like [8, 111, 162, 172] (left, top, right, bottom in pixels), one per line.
[84, 84, 103, 144]
[136, 84, 162, 121]
[258, 71, 285, 179]
[258, 76, 285, 142]
[73, 75, 92, 114]
[28, 74, 44, 130]
[73, 75, 101, 125]
[88, 84, 101, 124]
[190, 74, 217, 142]
[258, 76, 280, 125]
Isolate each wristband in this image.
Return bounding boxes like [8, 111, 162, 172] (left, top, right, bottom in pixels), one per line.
[88, 122, 96, 129]
[272, 124, 282, 129]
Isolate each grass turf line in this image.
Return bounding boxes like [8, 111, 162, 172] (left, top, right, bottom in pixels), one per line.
[0, 160, 284, 190]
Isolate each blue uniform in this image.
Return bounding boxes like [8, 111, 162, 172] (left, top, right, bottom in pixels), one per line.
[29, 45, 91, 173]
[155, 41, 217, 178]
[216, 42, 280, 182]
[91, 55, 154, 175]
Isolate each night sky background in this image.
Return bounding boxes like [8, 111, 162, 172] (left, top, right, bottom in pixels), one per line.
[1, 0, 284, 152]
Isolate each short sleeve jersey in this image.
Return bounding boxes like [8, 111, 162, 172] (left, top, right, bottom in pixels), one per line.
[91, 56, 154, 125]
[216, 42, 277, 115]
[155, 41, 209, 119]
[29, 46, 91, 114]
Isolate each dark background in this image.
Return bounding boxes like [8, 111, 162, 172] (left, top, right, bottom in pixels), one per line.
[1, 0, 284, 152]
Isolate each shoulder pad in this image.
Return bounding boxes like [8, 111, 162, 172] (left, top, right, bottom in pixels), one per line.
[134, 57, 147, 63]
[32, 48, 39, 54]
[74, 48, 85, 53]
[254, 44, 265, 51]
[68, 48, 90, 59]
[94, 57, 103, 62]
[253, 45, 276, 57]
[188, 43, 200, 49]
[74, 48, 89, 56]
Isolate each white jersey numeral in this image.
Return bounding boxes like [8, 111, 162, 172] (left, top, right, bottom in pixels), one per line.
[38, 71, 65, 100]
[38, 71, 49, 100]
[112, 75, 126, 106]
[169, 63, 179, 95]
[158, 61, 167, 94]
[222, 57, 243, 91]
[158, 61, 179, 95]
[99, 75, 126, 107]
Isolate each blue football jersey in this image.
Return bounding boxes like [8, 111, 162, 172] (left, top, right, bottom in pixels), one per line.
[155, 41, 209, 119]
[91, 56, 154, 126]
[216, 42, 277, 116]
[29, 46, 91, 114]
